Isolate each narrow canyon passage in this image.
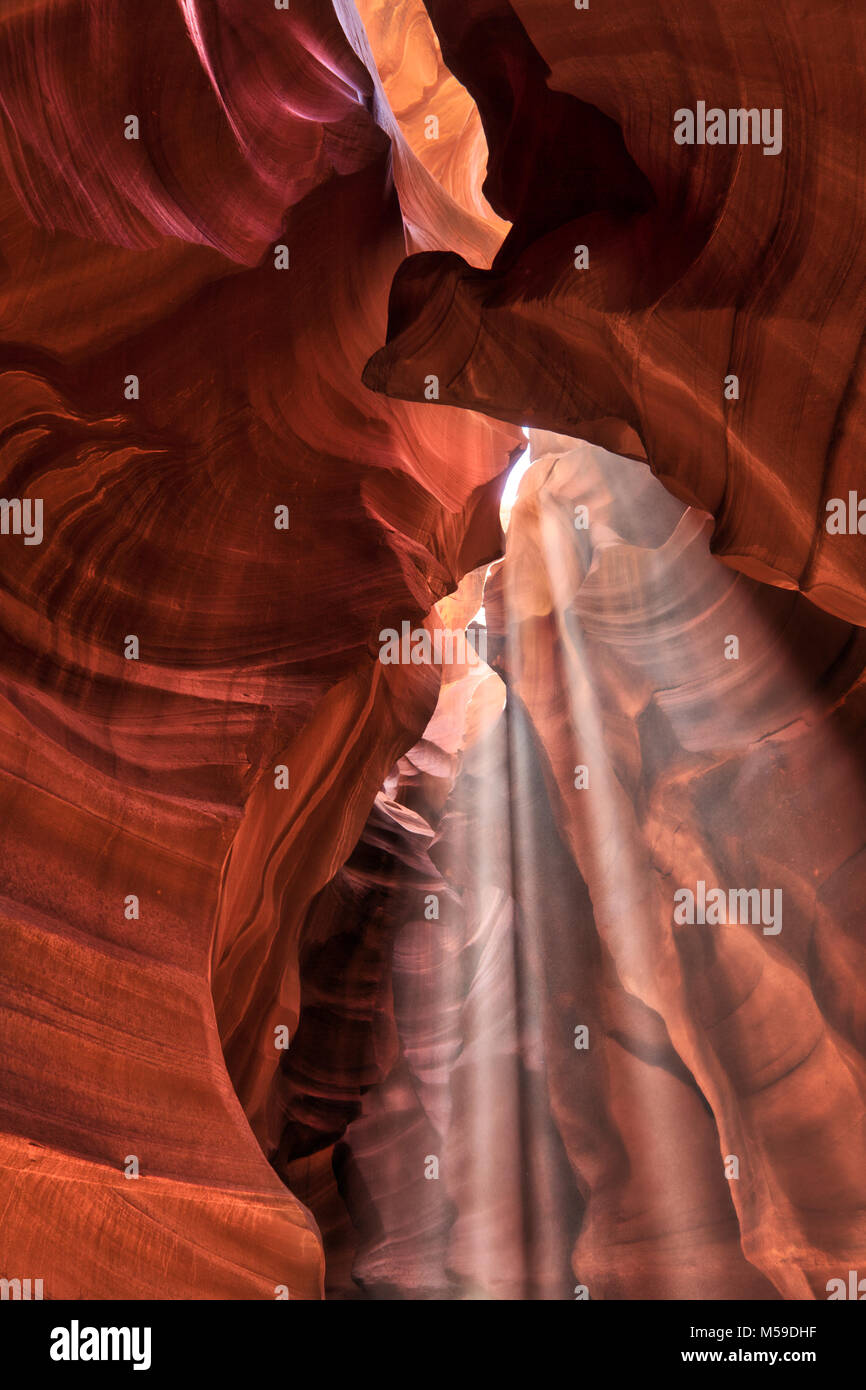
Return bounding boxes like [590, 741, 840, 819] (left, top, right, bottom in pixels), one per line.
[0, 0, 863, 1313]
[266, 437, 866, 1298]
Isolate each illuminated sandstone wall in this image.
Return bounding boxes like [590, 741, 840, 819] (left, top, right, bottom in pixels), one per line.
[0, 0, 863, 1301]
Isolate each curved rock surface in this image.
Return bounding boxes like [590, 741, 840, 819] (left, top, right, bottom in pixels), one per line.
[281, 436, 865, 1298]
[0, 0, 863, 1303]
[0, 0, 517, 1299]
[366, 0, 866, 624]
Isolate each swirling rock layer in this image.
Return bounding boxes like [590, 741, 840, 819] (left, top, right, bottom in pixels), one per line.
[0, 0, 517, 1299]
[0, 0, 863, 1302]
[366, 0, 866, 624]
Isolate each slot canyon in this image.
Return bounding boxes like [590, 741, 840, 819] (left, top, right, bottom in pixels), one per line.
[0, 0, 864, 1304]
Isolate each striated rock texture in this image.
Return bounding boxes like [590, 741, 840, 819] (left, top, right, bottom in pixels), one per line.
[0, 0, 864, 1303]
[366, 0, 866, 625]
[353, 0, 509, 247]
[0, 0, 517, 1299]
[276, 435, 866, 1298]
[482, 437, 866, 1298]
